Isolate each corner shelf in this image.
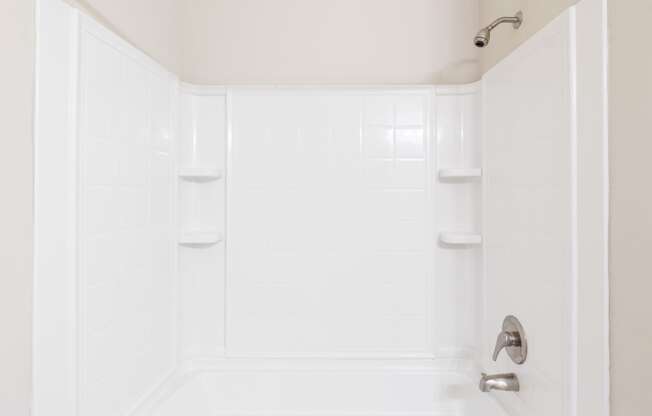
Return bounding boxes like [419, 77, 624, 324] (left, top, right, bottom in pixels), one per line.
[439, 232, 482, 246]
[178, 230, 223, 246]
[438, 168, 482, 180]
[178, 167, 223, 182]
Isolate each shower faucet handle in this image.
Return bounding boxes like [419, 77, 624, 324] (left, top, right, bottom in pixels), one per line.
[491, 315, 528, 364]
[492, 330, 521, 361]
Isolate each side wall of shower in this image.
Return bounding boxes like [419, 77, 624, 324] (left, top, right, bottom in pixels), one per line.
[34, 2, 178, 414]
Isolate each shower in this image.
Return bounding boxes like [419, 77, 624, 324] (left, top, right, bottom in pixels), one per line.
[32, 0, 610, 415]
[474, 11, 523, 48]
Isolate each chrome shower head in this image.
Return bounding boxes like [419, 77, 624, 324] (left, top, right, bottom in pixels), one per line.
[474, 11, 523, 48]
[474, 28, 491, 48]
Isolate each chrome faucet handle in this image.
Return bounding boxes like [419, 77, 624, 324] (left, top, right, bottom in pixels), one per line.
[492, 330, 521, 361]
[491, 315, 528, 364]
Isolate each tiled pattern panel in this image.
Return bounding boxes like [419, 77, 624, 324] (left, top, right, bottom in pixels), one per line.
[436, 91, 481, 169]
[227, 90, 434, 356]
[78, 27, 176, 416]
[434, 89, 482, 357]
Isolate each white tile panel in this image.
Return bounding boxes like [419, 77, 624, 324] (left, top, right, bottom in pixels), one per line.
[226, 89, 435, 357]
[77, 17, 177, 416]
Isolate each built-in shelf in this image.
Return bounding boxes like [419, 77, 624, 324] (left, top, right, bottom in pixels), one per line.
[438, 168, 482, 180]
[439, 232, 482, 246]
[178, 230, 223, 246]
[178, 167, 223, 182]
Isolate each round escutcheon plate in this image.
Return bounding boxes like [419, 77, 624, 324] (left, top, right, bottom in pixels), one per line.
[503, 315, 527, 364]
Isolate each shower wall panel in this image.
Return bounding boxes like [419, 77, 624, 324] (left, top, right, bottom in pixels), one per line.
[433, 85, 482, 359]
[481, 1, 609, 414]
[77, 18, 177, 416]
[177, 88, 227, 359]
[483, 12, 573, 416]
[226, 90, 436, 357]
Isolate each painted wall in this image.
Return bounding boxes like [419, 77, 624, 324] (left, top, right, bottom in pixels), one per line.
[64, 0, 482, 85]
[478, 0, 578, 72]
[609, 1, 652, 415]
[180, 0, 480, 85]
[68, 0, 181, 73]
[0, 1, 34, 415]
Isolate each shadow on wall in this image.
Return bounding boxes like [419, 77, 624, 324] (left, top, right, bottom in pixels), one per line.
[434, 59, 482, 84]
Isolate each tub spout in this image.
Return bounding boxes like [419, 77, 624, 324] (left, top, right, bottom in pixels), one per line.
[479, 373, 520, 392]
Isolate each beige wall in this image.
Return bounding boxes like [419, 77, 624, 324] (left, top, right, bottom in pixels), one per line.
[68, 0, 181, 73]
[180, 0, 480, 85]
[0, 1, 34, 415]
[479, 0, 578, 72]
[608, 1, 652, 415]
[66, 0, 482, 85]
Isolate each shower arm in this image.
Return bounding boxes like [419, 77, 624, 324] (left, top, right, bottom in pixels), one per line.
[485, 14, 523, 31]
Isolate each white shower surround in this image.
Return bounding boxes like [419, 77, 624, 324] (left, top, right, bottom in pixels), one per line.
[151, 84, 487, 415]
[33, 0, 609, 415]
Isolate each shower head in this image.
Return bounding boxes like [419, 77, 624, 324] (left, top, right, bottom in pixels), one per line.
[474, 11, 523, 48]
[474, 28, 491, 48]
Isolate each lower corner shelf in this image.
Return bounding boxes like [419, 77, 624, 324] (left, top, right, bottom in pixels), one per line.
[439, 232, 482, 246]
[178, 230, 223, 246]
[178, 167, 223, 182]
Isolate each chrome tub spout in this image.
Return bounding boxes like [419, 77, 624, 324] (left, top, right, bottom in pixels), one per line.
[479, 373, 520, 392]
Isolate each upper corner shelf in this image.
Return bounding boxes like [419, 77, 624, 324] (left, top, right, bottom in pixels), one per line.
[438, 168, 482, 180]
[439, 232, 483, 246]
[178, 167, 223, 182]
